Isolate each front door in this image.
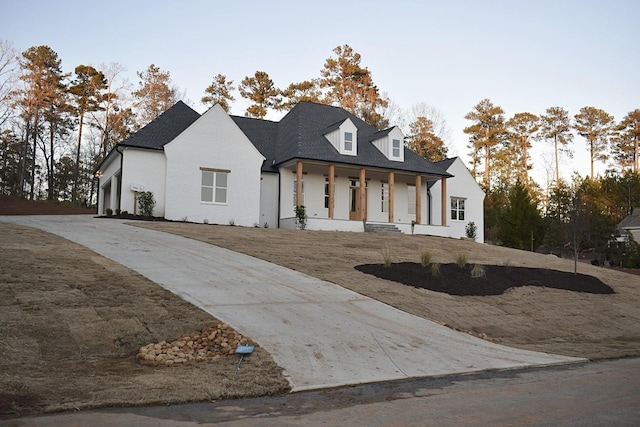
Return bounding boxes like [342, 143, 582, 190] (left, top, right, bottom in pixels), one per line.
[349, 180, 366, 220]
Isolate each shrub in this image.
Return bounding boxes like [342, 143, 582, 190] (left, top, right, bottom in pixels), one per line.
[471, 264, 486, 278]
[203, 218, 209, 224]
[229, 219, 235, 226]
[382, 246, 392, 267]
[106, 208, 113, 217]
[294, 205, 307, 230]
[115, 208, 121, 216]
[137, 191, 155, 217]
[263, 222, 269, 228]
[420, 246, 432, 267]
[455, 252, 469, 268]
[121, 210, 128, 216]
[465, 221, 477, 239]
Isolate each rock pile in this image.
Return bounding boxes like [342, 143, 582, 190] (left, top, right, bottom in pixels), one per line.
[136, 323, 258, 366]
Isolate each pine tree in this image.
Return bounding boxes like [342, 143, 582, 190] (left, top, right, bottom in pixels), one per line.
[133, 64, 179, 128]
[238, 71, 280, 118]
[539, 106, 574, 186]
[613, 109, 640, 173]
[201, 74, 235, 112]
[573, 106, 615, 179]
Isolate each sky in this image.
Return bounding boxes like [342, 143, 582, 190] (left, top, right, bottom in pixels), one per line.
[2, 0, 639, 186]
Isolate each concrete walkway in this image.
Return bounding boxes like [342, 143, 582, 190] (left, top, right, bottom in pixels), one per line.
[0, 215, 584, 391]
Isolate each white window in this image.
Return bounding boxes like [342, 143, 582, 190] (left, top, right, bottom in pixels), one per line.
[201, 170, 228, 204]
[407, 184, 416, 215]
[293, 177, 305, 206]
[344, 132, 353, 152]
[381, 182, 389, 213]
[451, 198, 465, 221]
[324, 177, 330, 209]
[392, 139, 401, 158]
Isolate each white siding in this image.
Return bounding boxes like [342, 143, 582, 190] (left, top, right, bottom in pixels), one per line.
[164, 104, 265, 226]
[260, 173, 279, 228]
[121, 149, 167, 216]
[431, 158, 485, 243]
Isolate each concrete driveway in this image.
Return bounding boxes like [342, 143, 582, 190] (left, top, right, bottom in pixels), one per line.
[0, 215, 583, 391]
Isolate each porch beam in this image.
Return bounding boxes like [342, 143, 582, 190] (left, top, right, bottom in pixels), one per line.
[296, 160, 303, 207]
[441, 177, 447, 226]
[415, 175, 422, 225]
[359, 168, 366, 221]
[328, 164, 335, 219]
[388, 171, 395, 223]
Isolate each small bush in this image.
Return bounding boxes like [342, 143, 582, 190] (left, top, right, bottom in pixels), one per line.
[420, 246, 433, 267]
[229, 219, 235, 226]
[430, 262, 441, 277]
[106, 208, 113, 217]
[465, 221, 477, 239]
[203, 218, 209, 224]
[121, 210, 128, 216]
[263, 222, 269, 228]
[382, 246, 392, 267]
[294, 205, 307, 230]
[455, 252, 469, 268]
[137, 191, 155, 217]
[115, 208, 121, 216]
[471, 264, 486, 278]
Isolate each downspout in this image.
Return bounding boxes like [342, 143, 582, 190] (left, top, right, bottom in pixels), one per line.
[116, 145, 124, 211]
[277, 167, 281, 229]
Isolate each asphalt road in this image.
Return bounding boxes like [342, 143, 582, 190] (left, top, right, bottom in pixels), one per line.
[6, 357, 639, 426]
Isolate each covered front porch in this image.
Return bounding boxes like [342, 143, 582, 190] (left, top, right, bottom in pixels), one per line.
[278, 160, 450, 234]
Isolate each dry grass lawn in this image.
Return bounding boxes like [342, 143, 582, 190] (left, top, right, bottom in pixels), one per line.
[0, 223, 289, 418]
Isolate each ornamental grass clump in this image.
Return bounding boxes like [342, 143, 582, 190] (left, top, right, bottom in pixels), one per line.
[455, 252, 469, 268]
[382, 246, 392, 268]
[430, 262, 441, 277]
[471, 264, 487, 278]
[420, 246, 433, 267]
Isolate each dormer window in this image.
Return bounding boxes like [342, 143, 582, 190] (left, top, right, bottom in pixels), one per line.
[344, 132, 353, 152]
[324, 118, 357, 156]
[392, 139, 401, 158]
[371, 127, 405, 162]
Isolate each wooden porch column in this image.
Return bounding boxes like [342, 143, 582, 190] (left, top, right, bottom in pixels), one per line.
[441, 177, 447, 226]
[359, 168, 366, 220]
[296, 160, 303, 206]
[328, 164, 335, 219]
[415, 175, 422, 225]
[388, 171, 395, 223]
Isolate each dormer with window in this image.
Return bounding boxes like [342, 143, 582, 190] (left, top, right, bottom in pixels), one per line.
[324, 118, 358, 156]
[371, 126, 405, 162]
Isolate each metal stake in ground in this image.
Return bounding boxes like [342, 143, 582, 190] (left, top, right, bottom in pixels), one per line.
[236, 345, 254, 371]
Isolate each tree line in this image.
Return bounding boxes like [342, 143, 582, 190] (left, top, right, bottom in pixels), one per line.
[0, 42, 448, 205]
[0, 39, 638, 264]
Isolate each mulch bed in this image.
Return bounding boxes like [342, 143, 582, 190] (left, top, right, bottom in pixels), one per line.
[355, 262, 615, 296]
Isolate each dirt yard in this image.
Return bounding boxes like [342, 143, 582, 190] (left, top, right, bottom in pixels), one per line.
[1, 197, 640, 418]
[0, 223, 289, 418]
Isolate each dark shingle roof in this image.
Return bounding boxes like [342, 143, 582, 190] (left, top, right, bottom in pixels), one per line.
[232, 102, 451, 177]
[120, 101, 200, 150]
[618, 208, 640, 230]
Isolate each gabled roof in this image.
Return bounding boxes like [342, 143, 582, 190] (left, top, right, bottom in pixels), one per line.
[119, 101, 200, 150]
[618, 208, 640, 230]
[232, 101, 451, 177]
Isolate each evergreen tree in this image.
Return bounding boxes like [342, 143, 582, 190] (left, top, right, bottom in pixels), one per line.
[201, 73, 235, 112]
[539, 106, 574, 186]
[573, 106, 615, 179]
[278, 80, 322, 111]
[497, 180, 544, 250]
[463, 99, 506, 189]
[320, 44, 388, 129]
[69, 65, 107, 203]
[613, 109, 640, 173]
[238, 71, 280, 118]
[407, 116, 447, 162]
[505, 112, 539, 183]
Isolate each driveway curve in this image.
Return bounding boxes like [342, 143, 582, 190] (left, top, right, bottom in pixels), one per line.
[0, 215, 584, 391]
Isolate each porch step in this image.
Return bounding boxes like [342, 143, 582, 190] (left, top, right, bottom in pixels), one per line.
[364, 223, 402, 234]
